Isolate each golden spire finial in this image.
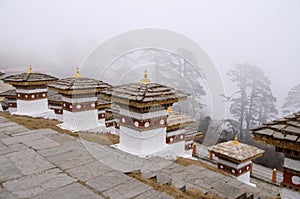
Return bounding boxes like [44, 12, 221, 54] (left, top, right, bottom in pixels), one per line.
[167, 106, 173, 113]
[75, 67, 81, 78]
[140, 69, 151, 84]
[232, 135, 240, 145]
[28, 65, 33, 74]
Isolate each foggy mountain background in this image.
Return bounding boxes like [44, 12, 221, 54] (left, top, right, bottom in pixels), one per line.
[1, 0, 299, 117]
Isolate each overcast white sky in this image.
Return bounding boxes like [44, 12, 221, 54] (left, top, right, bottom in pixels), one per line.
[0, 0, 299, 112]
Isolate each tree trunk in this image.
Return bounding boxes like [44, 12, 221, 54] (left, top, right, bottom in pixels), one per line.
[239, 88, 246, 142]
[246, 88, 255, 132]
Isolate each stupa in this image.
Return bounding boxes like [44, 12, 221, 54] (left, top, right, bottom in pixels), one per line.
[47, 68, 111, 131]
[1, 66, 58, 116]
[208, 136, 264, 187]
[0, 70, 4, 78]
[101, 70, 189, 156]
[166, 107, 202, 155]
[0, 70, 5, 111]
[48, 91, 63, 121]
[252, 112, 300, 199]
[97, 96, 112, 125]
[0, 89, 17, 113]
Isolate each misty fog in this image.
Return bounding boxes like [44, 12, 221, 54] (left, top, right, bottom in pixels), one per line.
[0, 0, 299, 118]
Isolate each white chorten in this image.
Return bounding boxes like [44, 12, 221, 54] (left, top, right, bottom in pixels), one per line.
[2, 66, 58, 116]
[252, 112, 300, 199]
[208, 136, 264, 187]
[166, 107, 202, 156]
[0, 70, 5, 111]
[47, 68, 111, 132]
[48, 91, 63, 121]
[0, 89, 17, 113]
[101, 70, 189, 156]
[97, 97, 111, 126]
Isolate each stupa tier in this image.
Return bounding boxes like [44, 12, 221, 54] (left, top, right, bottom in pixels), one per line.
[0, 89, 16, 113]
[208, 136, 264, 187]
[167, 108, 202, 154]
[0, 70, 5, 111]
[0, 70, 5, 77]
[252, 112, 300, 199]
[47, 68, 111, 131]
[1, 66, 57, 116]
[48, 91, 63, 121]
[101, 70, 189, 156]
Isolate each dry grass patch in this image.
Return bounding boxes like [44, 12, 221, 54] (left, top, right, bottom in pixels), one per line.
[128, 173, 188, 199]
[0, 112, 119, 145]
[78, 133, 119, 145]
[128, 173, 224, 199]
[0, 112, 76, 135]
[175, 157, 232, 177]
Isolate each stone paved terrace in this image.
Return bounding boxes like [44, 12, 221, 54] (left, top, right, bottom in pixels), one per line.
[0, 116, 280, 199]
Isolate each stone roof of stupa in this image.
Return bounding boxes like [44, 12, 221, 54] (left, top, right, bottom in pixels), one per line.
[0, 89, 16, 97]
[48, 68, 111, 95]
[48, 93, 62, 103]
[167, 111, 197, 131]
[208, 137, 264, 163]
[102, 83, 188, 106]
[101, 70, 189, 108]
[251, 112, 300, 153]
[2, 66, 57, 86]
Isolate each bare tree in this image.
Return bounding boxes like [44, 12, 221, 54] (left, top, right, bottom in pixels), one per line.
[226, 63, 278, 141]
[282, 84, 300, 115]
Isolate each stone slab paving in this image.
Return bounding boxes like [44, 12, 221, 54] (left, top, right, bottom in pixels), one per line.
[0, 121, 18, 129]
[43, 147, 95, 170]
[0, 116, 280, 198]
[87, 170, 132, 192]
[82, 140, 144, 173]
[0, 132, 10, 139]
[5, 149, 55, 175]
[135, 189, 173, 199]
[82, 139, 174, 174]
[31, 183, 104, 199]
[0, 125, 29, 136]
[0, 116, 171, 199]
[0, 187, 16, 199]
[66, 161, 114, 182]
[0, 116, 10, 123]
[3, 168, 76, 198]
[102, 178, 152, 199]
[2, 132, 46, 145]
[0, 141, 27, 156]
[0, 156, 23, 182]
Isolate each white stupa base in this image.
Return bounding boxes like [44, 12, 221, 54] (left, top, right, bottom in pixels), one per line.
[12, 109, 56, 119]
[16, 98, 49, 115]
[182, 149, 193, 157]
[115, 140, 187, 160]
[8, 107, 17, 114]
[118, 126, 166, 156]
[281, 188, 300, 199]
[98, 118, 105, 125]
[218, 158, 256, 187]
[179, 150, 198, 161]
[236, 172, 256, 187]
[55, 114, 63, 122]
[115, 128, 120, 136]
[58, 122, 107, 133]
[60, 110, 107, 132]
[106, 126, 117, 134]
